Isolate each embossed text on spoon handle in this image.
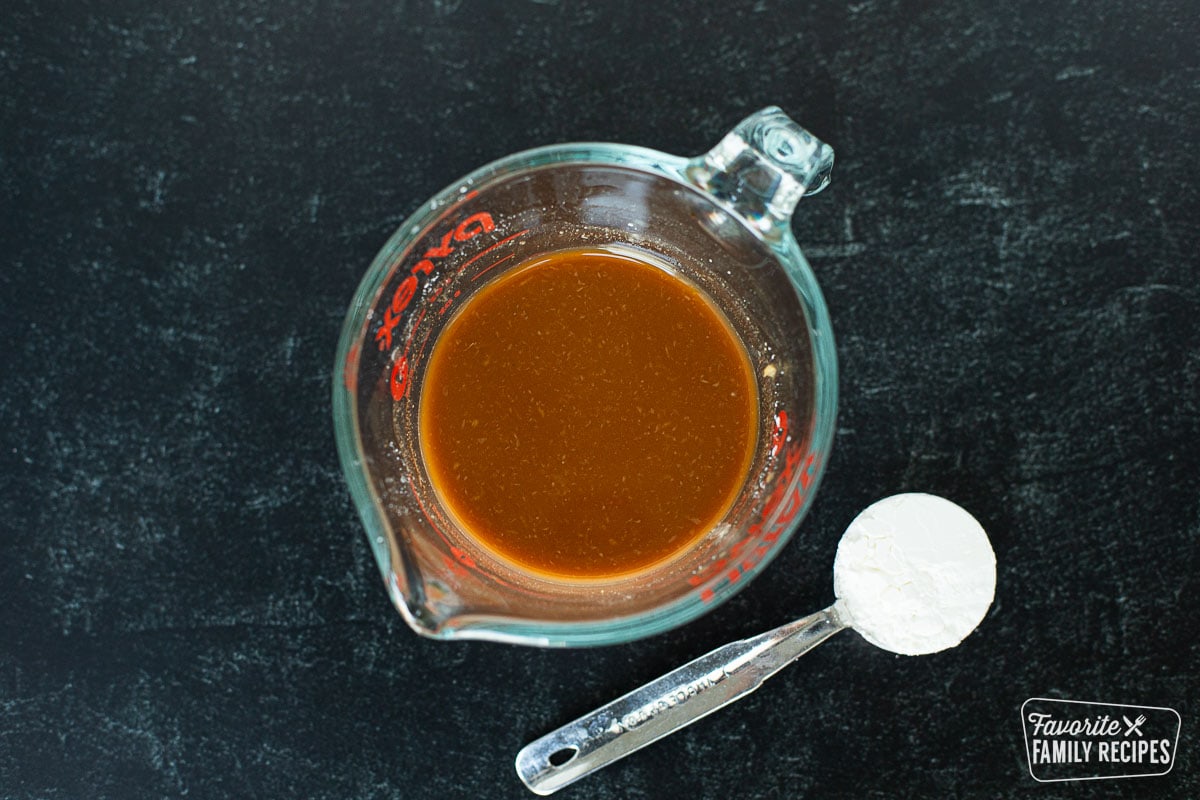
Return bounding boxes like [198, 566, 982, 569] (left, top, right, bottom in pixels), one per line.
[515, 605, 847, 795]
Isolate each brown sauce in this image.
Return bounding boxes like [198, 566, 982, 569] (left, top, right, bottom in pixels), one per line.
[418, 247, 757, 579]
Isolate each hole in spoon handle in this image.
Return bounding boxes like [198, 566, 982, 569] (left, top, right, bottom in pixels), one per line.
[515, 606, 845, 795]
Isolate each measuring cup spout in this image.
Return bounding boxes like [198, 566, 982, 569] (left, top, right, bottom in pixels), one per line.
[686, 107, 834, 241]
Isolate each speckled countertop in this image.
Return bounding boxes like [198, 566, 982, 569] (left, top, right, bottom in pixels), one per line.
[2, 1, 1197, 797]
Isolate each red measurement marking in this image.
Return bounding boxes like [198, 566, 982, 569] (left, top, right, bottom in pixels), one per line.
[391, 320, 441, 400]
[456, 229, 531, 274]
[471, 252, 516, 282]
[394, 356, 413, 401]
[775, 489, 802, 526]
[691, 527, 756, 586]
[692, 446, 822, 603]
[342, 342, 361, 392]
[450, 545, 477, 569]
[760, 482, 787, 522]
[441, 552, 469, 578]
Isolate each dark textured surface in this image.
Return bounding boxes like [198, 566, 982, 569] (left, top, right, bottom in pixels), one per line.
[2, 1, 1198, 797]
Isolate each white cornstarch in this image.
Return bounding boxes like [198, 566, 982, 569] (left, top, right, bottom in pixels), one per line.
[833, 493, 996, 656]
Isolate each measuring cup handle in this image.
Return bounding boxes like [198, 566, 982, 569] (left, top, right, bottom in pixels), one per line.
[514, 605, 847, 795]
[685, 106, 834, 241]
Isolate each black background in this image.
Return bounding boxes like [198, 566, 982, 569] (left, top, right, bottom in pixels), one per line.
[3, 1, 1198, 798]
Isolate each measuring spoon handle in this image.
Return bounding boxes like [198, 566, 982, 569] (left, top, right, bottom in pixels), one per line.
[515, 605, 847, 795]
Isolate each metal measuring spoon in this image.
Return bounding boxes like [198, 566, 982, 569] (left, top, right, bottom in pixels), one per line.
[515, 493, 997, 795]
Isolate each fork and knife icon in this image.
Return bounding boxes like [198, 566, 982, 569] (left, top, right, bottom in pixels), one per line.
[1122, 714, 1147, 737]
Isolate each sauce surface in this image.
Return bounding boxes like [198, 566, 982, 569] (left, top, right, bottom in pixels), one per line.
[419, 247, 757, 579]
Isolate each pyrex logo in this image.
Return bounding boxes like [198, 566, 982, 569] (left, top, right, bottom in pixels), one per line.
[1022, 697, 1181, 783]
[371, 210, 497, 402]
[373, 212, 496, 353]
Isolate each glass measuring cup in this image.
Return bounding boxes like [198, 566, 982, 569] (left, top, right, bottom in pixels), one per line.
[333, 107, 837, 646]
